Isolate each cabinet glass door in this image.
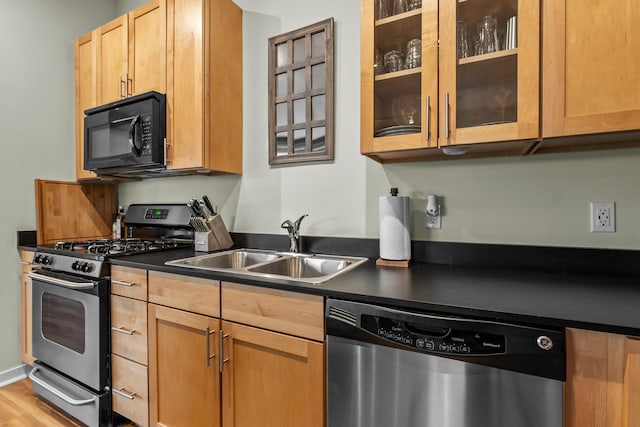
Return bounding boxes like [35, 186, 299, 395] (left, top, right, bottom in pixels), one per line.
[361, 0, 438, 154]
[439, 0, 539, 147]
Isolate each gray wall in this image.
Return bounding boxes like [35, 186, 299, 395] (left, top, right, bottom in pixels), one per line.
[0, 0, 116, 373]
[119, 0, 640, 250]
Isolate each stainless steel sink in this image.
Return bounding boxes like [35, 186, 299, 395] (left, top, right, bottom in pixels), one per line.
[165, 249, 367, 284]
[166, 249, 282, 270]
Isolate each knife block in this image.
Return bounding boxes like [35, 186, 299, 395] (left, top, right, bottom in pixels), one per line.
[194, 214, 233, 252]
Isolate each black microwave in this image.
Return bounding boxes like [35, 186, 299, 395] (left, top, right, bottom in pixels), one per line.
[84, 91, 166, 176]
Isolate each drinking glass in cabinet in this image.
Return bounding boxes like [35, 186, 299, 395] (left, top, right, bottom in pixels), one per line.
[405, 39, 421, 69]
[384, 49, 404, 73]
[376, 0, 389, 20]
[392, 0, 408, 15]
[477, 16, 499, 55]
[456, 21, 469, 59]
[374, 49, 385, 75]
[392, 95, 421, 126]
[408, 0, 421, 10]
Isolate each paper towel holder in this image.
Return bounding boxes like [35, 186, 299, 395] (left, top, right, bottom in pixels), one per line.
[377, 187, 411, 268]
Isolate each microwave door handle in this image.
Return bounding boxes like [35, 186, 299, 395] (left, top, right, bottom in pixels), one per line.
[128, 115, 142, 157]
[27, 271, 96, 290]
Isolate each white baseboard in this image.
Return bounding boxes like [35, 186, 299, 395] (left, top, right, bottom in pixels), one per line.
[0, 364, 28, 388]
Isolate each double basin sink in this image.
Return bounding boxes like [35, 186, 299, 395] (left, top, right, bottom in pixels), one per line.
[165, 248, 368, 284]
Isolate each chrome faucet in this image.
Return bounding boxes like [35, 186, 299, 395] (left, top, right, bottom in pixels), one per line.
[281, 214, 308, 253]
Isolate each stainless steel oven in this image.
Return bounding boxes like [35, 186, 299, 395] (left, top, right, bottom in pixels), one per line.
[28, 203, 196, 426]
[29, 268, 110, 427]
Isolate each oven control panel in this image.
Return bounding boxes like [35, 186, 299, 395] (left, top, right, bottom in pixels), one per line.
[33, 254, 54, 266]
[361, 315, 506, 356]
[144, 208, 170, 220]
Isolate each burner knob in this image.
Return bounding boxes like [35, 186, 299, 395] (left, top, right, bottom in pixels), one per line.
[41, 256, 52, 266]
[33, 255, 42, 264]
[71, 261, 80, 271]
[81, 262, 94, 273]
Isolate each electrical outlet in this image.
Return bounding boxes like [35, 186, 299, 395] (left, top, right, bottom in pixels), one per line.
[591, 202, 615, 232]
[425, 205, 441, 229]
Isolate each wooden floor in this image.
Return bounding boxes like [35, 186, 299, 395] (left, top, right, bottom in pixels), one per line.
[0, 378, 83, 426]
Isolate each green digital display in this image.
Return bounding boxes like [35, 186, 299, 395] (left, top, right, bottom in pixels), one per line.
[155, 210, 163, 215]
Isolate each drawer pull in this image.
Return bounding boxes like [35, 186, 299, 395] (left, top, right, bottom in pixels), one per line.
[113, 387, 136, 400]
[112, 279, 135, 287]
[20, 261, 33, 265]
[112, 326, 135, 335]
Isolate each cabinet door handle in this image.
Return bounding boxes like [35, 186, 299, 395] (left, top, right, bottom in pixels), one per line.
[219, 331, 230, 373]
[113, 387, 136, 400]
[112, 279, 135, 287]
[444, 92, 450, 140]
[425, 95, 431, 141]
[19, 261, 32, 265]
[205, 327, 216, 367]
[120, 76, 126, 99]
[126, 73, 132, 97]
[111, 326, 135, 335]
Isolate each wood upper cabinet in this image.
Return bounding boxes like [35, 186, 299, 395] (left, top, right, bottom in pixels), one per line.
[148, 304, 221, 427]
[542, 0, 640, 138]
[128, 0, 166, 96]
[75, 32, 97, 180]
[221, 320, 325, 427]
[96, 0, 166, 104]
[19, 250, 35, 365]
[361, 0, 540, 161]
[166, 0, 242, 174]
[439, 0, 540, 149]
[565, 328, 640, 427]
[96, 15, 128, 105]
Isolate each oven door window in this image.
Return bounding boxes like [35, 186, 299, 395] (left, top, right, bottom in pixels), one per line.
[41, 292, 86, 354]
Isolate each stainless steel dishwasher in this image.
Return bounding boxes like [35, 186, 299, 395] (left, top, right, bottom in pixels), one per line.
[326, 299, 565, 427]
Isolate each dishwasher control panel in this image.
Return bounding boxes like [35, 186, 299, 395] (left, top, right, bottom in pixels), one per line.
[361, 314, 506, 356]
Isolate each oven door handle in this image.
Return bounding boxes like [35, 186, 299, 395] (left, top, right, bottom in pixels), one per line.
[28, 367, 97, 406]
[28, 271, 96, 290]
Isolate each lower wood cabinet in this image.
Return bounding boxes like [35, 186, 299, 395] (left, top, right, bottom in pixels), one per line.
[565, 328, 640, 427]
[220, 320, 324, 427]
[19, 250, 35, 365]
[148, 303, 221, 427]
[112, 354, 149, 427]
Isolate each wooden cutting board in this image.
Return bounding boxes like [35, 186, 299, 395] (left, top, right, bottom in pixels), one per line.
[35, 179, 116, 244]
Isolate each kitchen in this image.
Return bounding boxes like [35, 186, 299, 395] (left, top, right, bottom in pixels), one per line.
[2, 0, 640, 426]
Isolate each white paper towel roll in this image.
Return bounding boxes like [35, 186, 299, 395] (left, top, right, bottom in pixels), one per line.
[379, 195, 411, 260]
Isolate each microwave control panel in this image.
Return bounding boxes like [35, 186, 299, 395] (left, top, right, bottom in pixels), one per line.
[140, 114, 152, 154]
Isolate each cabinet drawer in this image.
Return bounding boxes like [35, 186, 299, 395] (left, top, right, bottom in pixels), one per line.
[111, 295, 148, 365]
[112, 354, 149, 427]
[111, 265, 147, 300]
[148, 271, 220, 317]
[221, 282, 324, 341]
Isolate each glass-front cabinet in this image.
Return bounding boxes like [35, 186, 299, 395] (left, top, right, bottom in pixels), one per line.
[361, 0, 540, 159]
[361, 1, 439, 155]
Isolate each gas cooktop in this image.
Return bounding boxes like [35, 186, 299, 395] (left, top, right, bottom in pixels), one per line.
[49, 238, 191, 256]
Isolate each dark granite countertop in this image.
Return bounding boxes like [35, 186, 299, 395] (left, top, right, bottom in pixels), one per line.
[111, 247, 640, 336]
